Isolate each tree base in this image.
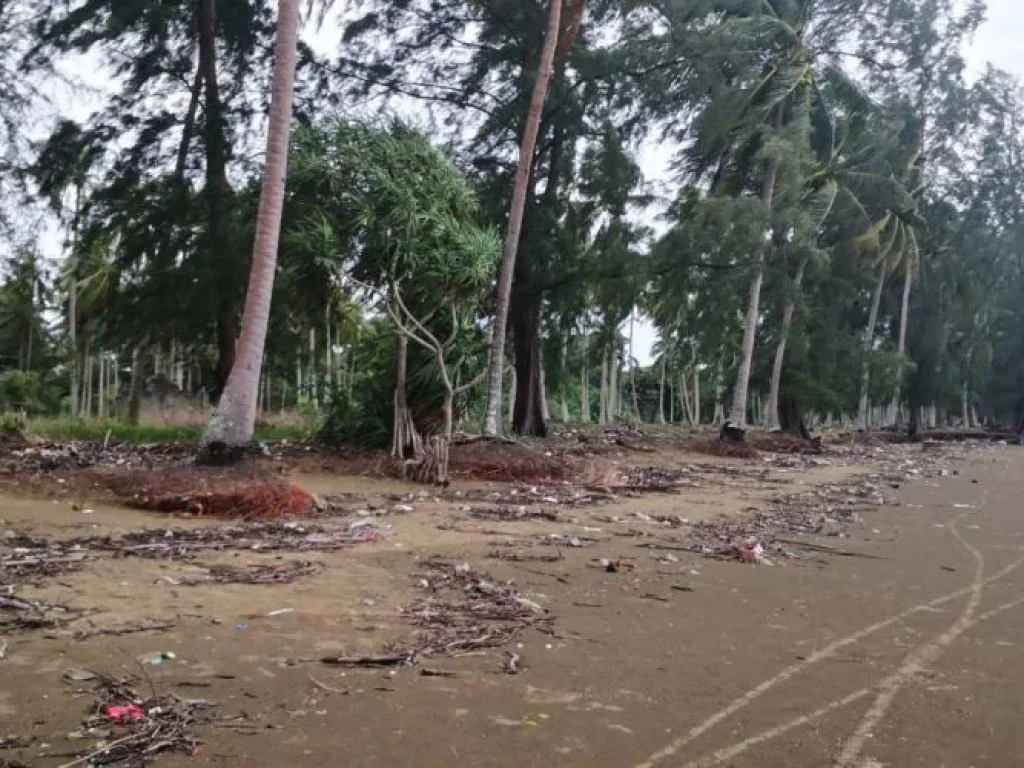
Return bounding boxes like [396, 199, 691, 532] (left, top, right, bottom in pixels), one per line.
[196, 440, 252, 467]
[719, 422, 747, 443]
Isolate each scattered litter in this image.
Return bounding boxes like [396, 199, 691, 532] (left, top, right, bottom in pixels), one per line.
[59, 673, 226, 766]
[106, 704, 145, 724]
[738, 542, 772, 565]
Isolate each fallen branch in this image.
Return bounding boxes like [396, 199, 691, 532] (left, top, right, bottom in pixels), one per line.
[46, 618, 175, 641]
[58, 734, 139, 768]
[420, 668, 459, 678]
[319, 653, 413, 668]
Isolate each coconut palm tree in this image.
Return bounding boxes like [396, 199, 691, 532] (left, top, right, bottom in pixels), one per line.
[482, 0, 566, 437]
[202, 0, 302, 453]
[677, 0, 893, 434]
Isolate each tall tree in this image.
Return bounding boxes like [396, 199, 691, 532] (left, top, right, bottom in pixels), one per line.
[482, 0, 564, 437]
[202, 0, 302, 450]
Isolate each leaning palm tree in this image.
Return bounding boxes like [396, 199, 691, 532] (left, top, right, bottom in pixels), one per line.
[764, 93, 918, 432]
[681, 1, 831, 433]
[482, 0, 568, 437]
[682, 0, 891, 436]
[856, 210, 919, 430]
[202, 0, 302, 453]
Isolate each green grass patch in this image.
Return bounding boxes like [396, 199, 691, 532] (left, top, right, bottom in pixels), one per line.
[21, 418, 311, 445]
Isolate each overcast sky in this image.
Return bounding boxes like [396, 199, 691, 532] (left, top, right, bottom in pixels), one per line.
[35, 1, 1024, 365]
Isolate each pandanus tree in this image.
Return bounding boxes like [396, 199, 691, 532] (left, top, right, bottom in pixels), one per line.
[284, 119, 499, 468]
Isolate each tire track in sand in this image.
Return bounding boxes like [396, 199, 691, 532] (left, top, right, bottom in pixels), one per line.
[635, 493, 1012, 768]
[833, 507, 987, 766]
[680, 593, 1024, 768]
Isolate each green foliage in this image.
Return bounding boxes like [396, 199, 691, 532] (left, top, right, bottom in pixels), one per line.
[5, 0, 1024, 442]
[22, 419, 310, 445]
[0, 371, 44, 414]
[287, 120, 498, 446]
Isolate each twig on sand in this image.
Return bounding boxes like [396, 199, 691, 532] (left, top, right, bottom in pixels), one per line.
[308, 675, 348, 693]
[636, 542, 691, 552]
[639, 593, 670, 603]
[45, 618, 175, 641]
[57, 734, 138, 768]
[504, 652, 521, 675]
[420, 668, 459, 678]
[773, 538, 886, 559]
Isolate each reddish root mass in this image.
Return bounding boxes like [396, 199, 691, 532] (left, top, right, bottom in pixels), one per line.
[102, 466, 314, 519]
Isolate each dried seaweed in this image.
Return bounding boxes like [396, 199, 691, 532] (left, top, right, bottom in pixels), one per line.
[61, 674, 218, 767]
[399, 559, 549, 657]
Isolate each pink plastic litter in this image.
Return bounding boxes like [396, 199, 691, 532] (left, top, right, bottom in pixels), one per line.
[106, 704, 145, 724]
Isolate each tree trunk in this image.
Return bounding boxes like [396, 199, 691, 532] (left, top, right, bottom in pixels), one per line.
[348, 343, 356, 405]
[68, 210, 79, 418]
[507, 366, 516, 427]
[82, 342, 92, 419]
[98, 354, 106, 420]
[858, 262, 887, 430]
[538, 342, 550, 422]
[599, 344, 608, 425]
[198, 0, 237, 398]
[713, 355, 725, 426]
[308, 326, 318, 409]
[728, 155, 779, 430]
[629, 311, 639, 420]
[609, 342, 619, 421]
[579, 328, 590, 423]
[767, 255, 807, 432]
[482, 0, 564, 437]
[511, 301, 547, 436]
[692, 364, 700, 426]
[657, 355, 666, 424]
[680, 372, 694, 425]
[560, 334, 570, 422]
[324, 306, 332, 397]
[669, 376, 675, 424]
[112, 352, 119, 405]
[175, 60, 204, 178]
[201, 0, 301, 450]
[128, 345, 142, 425]
[890, 265, 912, 425]
[391, 332, 421, 459]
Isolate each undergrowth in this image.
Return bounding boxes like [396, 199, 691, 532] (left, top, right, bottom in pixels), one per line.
[22, 418, 311, 444]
